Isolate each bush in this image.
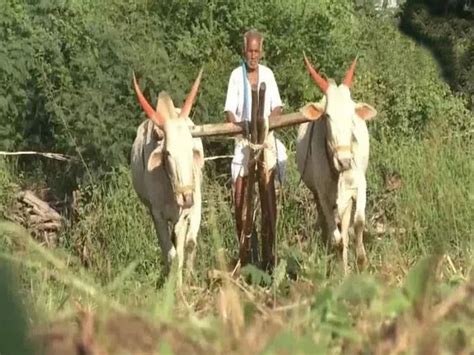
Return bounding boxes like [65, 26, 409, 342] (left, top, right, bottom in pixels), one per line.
[3, 0, 470, 187]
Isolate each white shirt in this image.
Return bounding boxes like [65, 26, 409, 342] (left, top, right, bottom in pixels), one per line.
[224, 64, 287, 182]
[224, 64, 283, 122]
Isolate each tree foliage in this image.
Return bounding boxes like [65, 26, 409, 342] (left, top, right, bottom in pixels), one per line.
[0, 0, 471, 187]
[399, 0, 474, 109]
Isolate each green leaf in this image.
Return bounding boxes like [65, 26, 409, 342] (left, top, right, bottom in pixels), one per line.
[263, 331, 325, 354]
[337, 274, 379, 306]
[241, 264, 272, 286]
[383, 288, 411, 317]
[272, 259, 287, 292]
[404, 255, 437, 304]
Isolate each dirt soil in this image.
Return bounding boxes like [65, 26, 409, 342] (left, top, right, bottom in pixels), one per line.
[31, 310, 213, 355]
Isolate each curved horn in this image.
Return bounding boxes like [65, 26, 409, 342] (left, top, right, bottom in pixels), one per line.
[180, 68, 203, 119]
[132, 73, 164, 126]
[342, 57, 357, 88]
[303, 52, 329, 93]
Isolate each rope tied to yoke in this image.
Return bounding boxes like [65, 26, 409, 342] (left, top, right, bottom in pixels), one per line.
[239, 138, 272, 168]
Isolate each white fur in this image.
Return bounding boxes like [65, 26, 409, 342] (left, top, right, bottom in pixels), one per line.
[296, 83, 377, 274]
[131, 110, 204, 286]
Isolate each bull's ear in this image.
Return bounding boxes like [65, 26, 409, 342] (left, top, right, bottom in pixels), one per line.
[355, 103, 377, 121]
[193, 148, 204, 169]
[147, 147, 163, 171]
[300, 102, 325, 121]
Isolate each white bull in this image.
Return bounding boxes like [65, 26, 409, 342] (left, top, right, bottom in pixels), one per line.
[296, 55, 377, 274]
[130, 70, 204, 286]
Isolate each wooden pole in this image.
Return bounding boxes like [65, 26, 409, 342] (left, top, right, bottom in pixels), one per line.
[239, 85, 259, 266]
[190, 111, 310, 138]
[255, 83, 277, 271]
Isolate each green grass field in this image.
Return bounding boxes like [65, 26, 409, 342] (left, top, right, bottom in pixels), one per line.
[1, 121, 473, 354]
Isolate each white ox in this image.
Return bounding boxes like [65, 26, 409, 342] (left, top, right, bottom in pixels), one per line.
[130, 70, 204, 286]
[296, 55, 377, 274]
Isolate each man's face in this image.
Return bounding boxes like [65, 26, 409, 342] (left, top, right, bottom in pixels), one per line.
[245, 38, 262, 71]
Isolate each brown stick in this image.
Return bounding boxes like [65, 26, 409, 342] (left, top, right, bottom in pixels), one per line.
[255, 83, 276, 270]
[259, 169, 277, 271]
[239, 86, 259, 266]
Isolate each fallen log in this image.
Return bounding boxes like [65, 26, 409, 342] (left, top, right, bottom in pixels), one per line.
[9, 190, 64, 247]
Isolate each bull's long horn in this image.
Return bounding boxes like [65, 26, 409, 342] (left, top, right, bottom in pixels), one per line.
[342, 57, 357, 88]
[132, 73, 165, 126]
[180, 68, 203, 119]
[303, 52, 329, 93]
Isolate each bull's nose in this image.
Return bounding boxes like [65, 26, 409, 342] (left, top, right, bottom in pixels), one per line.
[338, 158, 351, 171]
[181, 193, 194, 208]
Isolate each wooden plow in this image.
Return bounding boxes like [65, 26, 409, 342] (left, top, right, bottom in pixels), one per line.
[237, 83, 278, 271]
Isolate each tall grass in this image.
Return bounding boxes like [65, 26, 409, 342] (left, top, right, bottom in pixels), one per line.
[368, 128, 474, 268]
[1, 106, 473, 355]
[1, 140, 473, 354]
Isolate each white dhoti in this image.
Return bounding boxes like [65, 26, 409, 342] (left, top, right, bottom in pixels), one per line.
[231, 133, 287, 184]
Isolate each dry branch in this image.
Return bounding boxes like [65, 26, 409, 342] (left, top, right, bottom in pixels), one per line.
[431, 276, 474, 323]
[203, 155, 234, 161]
[0, 151, 74, 161]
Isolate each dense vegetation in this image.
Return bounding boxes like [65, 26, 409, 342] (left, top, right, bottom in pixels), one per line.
[399, 0, 474, 109]
[0, 0, 473, 353]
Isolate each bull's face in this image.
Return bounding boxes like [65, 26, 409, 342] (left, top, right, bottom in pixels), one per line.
[162, 118, 203, 208]
[300, 55, 377, 173]
[133, 69, 204, 209]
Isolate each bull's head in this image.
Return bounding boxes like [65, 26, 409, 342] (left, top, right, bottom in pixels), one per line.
[133, 69, 204, 209]
[300, 54, 377, 172]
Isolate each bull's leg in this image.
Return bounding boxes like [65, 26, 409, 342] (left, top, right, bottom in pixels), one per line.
[354, 179, 368, 271]
[151, 208, 176, 274]
[173, 215, 189, 288]
[339, 201, 353, 276]
[184, 204, 201, 281]
[318, 194, 342, 247]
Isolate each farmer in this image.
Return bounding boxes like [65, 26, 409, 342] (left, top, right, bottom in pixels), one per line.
[223, 29, 287, 253]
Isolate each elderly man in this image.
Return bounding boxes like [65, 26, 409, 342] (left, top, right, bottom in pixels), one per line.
[224, 29, 287, 267]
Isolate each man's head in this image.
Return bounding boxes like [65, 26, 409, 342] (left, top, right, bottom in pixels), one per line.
[243, 30, 263, 71]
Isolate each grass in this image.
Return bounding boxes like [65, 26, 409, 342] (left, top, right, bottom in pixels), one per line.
[0, 121, 473, 354]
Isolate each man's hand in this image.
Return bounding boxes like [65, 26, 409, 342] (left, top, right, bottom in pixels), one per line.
[268, 106, 283, 123]
[226, 111, 238, 124]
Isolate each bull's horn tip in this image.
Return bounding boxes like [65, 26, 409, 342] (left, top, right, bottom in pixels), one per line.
[196, 67, 204, 82]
